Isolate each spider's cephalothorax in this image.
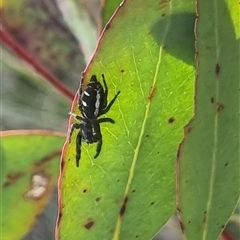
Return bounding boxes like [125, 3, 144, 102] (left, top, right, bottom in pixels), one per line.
[69, 74, 120, 167]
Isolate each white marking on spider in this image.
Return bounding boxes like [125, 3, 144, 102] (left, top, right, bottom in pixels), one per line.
[84, 91, 90, 96]
[82, 100, 88, 107]
[92, 127, 96, 135]
[94, 91, 101, 116]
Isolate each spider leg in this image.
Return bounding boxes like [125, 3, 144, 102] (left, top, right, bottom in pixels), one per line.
[76, 131, 82, 167]
[101, 90, 121, 114]
[101, 74, 108, 108]
[68, 123, 81, 143]
[69, 112, 84, 122]
[78, 74, 84, 96]
[98, 117, 115, 124]
[94, 139, 102, 159]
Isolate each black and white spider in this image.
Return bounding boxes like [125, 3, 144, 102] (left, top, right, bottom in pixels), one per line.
[69, 74, 120, 167]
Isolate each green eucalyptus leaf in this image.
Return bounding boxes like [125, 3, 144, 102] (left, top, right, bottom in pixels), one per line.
[59, 0, 195, 239]
[178, 0, 240, 239]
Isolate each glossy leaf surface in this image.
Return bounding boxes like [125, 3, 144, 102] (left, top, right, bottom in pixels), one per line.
[59, 0, 195, 239]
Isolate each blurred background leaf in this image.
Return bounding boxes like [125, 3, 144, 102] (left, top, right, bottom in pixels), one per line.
[2, 0, 85, 87]
[1, 131, 65, 240]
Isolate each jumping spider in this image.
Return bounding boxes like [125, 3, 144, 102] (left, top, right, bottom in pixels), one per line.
[69, 74, 120, 167]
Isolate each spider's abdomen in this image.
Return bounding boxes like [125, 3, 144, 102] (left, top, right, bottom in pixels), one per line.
[80, 75, 105, 119]
[81, 119, 101, 143]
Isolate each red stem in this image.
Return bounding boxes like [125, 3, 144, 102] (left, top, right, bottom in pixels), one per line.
[0, 28, 75, 101]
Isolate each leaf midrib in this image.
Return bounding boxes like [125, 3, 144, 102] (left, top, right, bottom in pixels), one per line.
[202, 0, 220, 239]
[111, 6, 172, 239]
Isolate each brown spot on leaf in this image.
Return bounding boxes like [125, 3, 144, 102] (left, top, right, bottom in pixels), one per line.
[56, 211, 63, 229]
[188, 221, 191, 224]
[159, 0, 168, 9]
[185, 126, 192, 134]
[145, 134, 150, 138]
[215, 63, 220, 76]
[83, 189, 87, 193]
[217, 103, 224, 111]
[84, 219, 95, 230]
[179, 220, 185, 232]
[150, 202, 155, 205]
[176, 143, 182, 162]
[210, 97, 214, 103]
[120, 69, 125, 73]
[148, 86, 156, 101]
[105, 23, 111, 30]
[119, 196, 128, 217]
[132, 189, 136, 193]
[225, 163, 229, 167]
[95, 197, 101, 202]
[168, 117, 175, 123]
[61, 158, 66, 169]
[177, 207, 181, 213]
[203, 210, 207, 223]
[162, 13, 166, 17]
